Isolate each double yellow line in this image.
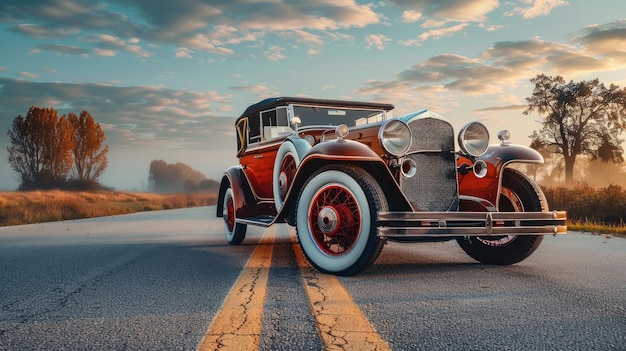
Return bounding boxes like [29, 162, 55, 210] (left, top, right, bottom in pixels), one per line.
[197, 225, 391, 351]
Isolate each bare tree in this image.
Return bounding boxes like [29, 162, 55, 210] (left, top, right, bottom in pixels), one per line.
[69, 110, 108, 184]
[524, 74, 626, 184]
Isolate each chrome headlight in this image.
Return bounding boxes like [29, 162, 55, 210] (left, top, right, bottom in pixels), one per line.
[379, 120, 411, 156]
[458, 122, 489, 156]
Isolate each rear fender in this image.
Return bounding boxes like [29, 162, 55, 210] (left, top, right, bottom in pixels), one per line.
[458, 144, 543, 208]
[275, 139, 413, 220]
[216, 166, 258, 219]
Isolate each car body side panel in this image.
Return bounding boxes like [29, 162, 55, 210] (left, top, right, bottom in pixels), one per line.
[241, 141, 282, 199]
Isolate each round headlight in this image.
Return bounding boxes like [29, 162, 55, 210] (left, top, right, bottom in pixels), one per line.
[498, 130, 511, 142]
[335, 124, 349, 139]
[458, 122, 489, 156]
[379, 120, 411, 156]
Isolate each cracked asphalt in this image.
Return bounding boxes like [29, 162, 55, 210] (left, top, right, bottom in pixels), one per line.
[1, 206, 624, 350]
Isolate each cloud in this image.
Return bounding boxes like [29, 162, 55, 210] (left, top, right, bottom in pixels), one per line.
[94, 48, 116, 57]
[87, 34, 154, 58]
[505, 0, 569, 19]
[479, 23, 507, 32]
[181, 34, 235, 55]
[401, 23, 469, 46]
[31, 43, 90, 56]
[0, 78, 234, 153]
[175, 47, 193, 59]
[391, 0, 499, 46]
[0, 1, 145, 39]
[1, 0, 382, 60]
[482, 38, 612, 75]
[308, 48, 321, 56]
[401, 10, 422, 23]
[356, 22, 626, 109]
[573, 20, 626, 64]
[19, 71, 39, 79]
[12, 23, 78, 39]
[229, 84, 279, 99]
[473, 104, 526, 112]
[366, 34, 392, 50]
[388, 0, 499, 23]
[264, 46, 287, 61]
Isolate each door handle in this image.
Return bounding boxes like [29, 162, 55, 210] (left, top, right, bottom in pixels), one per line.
[253, 155, 263, 159]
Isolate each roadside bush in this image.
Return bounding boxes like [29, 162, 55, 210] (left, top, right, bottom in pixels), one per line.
[543, 184, 626, 226]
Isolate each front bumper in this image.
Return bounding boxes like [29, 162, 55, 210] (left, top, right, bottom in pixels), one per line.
[377, 211, 567, 237]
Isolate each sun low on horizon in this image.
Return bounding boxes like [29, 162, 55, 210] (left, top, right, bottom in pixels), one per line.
[1, 0, 625, 190]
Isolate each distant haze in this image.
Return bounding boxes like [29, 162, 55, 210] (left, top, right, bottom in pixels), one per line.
[1, 1, 626, 190]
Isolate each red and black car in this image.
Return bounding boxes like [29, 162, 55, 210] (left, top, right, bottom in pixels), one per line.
[217, 97, 567, 276]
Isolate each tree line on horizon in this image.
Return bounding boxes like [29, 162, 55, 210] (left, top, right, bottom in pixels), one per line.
[148, 159, 218, 193]
[7, 106, 108, 190]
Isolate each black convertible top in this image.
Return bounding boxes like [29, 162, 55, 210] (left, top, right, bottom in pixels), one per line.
[237, 96, 394, 122]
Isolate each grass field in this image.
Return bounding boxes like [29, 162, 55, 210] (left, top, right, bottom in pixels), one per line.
[0, 188, 623, 237]
[0, 190, 217, 227]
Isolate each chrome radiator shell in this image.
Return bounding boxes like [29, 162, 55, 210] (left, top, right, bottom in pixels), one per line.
[402, 117, 458, 211]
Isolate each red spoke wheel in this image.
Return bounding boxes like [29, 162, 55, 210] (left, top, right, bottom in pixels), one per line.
[457, 169, 545, 264]
[273, 141, 301, 211]
[296, 165, 387, 276]
[278, 154, 297, 198]
[309, 186, 361, 255]
[223, 187, 247, 245]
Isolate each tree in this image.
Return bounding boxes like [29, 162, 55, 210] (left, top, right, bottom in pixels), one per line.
[524, 74, 626, 184]
[68, 110, 108, 184]
[46, 114, 75, 180]
[148, 160, 207, 193]
[7, 106, 75, 189]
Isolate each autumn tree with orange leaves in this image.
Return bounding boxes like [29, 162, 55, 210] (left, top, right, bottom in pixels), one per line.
[7, 106, 108, 190]
[68, 110, 109, 185]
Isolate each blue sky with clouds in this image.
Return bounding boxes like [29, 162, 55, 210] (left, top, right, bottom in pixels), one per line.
[1, 0, 625, 190]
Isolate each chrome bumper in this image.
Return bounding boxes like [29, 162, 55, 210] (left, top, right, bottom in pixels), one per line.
[377, 211, 567, 237]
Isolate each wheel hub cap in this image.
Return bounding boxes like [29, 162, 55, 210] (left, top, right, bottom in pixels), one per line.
[317, 206, 339, 236]
[278, 172, 288, 197]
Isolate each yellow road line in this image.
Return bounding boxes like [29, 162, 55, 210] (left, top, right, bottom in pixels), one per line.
[197, 227, 276, 351]
[290, 233, 392, 351]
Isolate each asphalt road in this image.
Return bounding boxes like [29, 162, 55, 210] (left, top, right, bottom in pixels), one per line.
[0, 206, 624, 350]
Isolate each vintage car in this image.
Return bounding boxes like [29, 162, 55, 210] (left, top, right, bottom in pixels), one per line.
[217, 97, 567, 276]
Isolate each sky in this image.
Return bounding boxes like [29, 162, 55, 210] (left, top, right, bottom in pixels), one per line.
[1, 0, 626, 190]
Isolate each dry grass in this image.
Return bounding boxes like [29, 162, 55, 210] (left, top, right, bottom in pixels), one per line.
[0, 190, 217, 227]
[567, 220, 626, 237]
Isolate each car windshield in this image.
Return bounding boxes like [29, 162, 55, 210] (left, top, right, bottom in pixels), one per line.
[293, 105, 387, 127]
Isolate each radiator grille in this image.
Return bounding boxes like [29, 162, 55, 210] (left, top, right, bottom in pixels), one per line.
[402, 117, 458, 211]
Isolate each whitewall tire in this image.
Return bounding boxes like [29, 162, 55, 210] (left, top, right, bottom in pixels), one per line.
[273, 141, 301, 211]
[223, 187, 247, 245]
[295, 165, 387, 276]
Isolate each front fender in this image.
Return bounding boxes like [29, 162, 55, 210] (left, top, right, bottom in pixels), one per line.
[480, 143, 544, 171]
[305, 138, 383, 160]
[275, 139, 413, 220]
[285, 135, 312, 159]
[458, 143, 543, 209]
